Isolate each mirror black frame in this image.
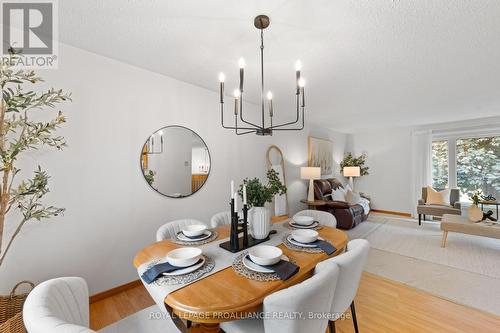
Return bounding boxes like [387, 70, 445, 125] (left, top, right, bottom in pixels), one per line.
[140, 125, 211, 198]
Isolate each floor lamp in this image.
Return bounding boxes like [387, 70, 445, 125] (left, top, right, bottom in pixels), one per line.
[343, 166, 360, 191]
[301, 167, 321, 202]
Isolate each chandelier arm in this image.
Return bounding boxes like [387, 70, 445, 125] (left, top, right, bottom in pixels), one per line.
[221, 102, 257, 130]
[236, 129, 257, 135]
[238, 96, 261, 128]
[269, 95, 301, 129]
[271, 106, 305, 131]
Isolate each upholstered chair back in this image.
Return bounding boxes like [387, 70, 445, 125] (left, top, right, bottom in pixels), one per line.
[293, 209, 337, 228]
[210, 211, 232, 228]
[421, 187, 460, 206]
[263, 260, 339, 333]
[327, 239, 370, 315]
[313, 179, 332, 201]
[23, 277, 94, 333]
[156, 219, 207, 241]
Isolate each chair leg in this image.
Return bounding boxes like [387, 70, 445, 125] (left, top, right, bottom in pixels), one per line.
[423, 214, 426, 221]
[328, 320, 336, 333]
[351, 301, 359, 333]
[418, 214, 421, 225]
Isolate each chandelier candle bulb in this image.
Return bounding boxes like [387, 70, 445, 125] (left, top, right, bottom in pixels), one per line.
[234, 192, 238, 213]
[267, 91, 274, 117]
[231, 180, 234, 199]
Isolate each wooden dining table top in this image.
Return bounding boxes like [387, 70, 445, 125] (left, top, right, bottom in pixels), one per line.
[133, 221, 349, 324]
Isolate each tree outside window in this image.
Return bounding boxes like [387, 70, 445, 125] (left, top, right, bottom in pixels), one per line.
[432, 140, 448, 191]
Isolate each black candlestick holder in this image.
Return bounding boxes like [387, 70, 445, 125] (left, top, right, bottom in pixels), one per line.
[219, 201, 271, 253]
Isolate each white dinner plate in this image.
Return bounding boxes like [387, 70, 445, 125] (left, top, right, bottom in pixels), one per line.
[287, 234, 324, 248]
[288, 220, 319, 229]
[162, 256, 206, 276]
[243, 254, 289, 274]
[176, 230, 212, 242]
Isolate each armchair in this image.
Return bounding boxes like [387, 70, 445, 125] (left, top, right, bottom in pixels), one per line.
[313, 178, 368, 229]
[417, 187, 461, 225]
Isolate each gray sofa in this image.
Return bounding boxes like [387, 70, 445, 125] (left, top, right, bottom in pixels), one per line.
[417, 187, 461, 225]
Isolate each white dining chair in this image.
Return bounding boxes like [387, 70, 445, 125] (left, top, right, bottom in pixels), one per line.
[156, 219, 207, 241]
[323, 239, 370, 333]
[220, 260, 340, 333]
[293, 209, 337, 228]
[210, 211, 232, 228]
[23, 277, 186, 333]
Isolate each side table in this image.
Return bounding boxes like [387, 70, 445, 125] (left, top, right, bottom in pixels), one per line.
[300, 199, 326, 210]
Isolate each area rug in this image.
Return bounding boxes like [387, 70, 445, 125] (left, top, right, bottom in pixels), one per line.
[348, 215, 500, 279]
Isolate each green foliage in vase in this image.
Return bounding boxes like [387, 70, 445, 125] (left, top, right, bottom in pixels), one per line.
[469, 190, 482, 206]
[238, 169, 287, 208]
[0, 50, 71, 268]
[340, 153, 369, 176]
[144, 170, 155, 185]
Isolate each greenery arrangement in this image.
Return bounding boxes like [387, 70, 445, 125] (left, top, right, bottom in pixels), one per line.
[0, 50, 71, 268]
[469, 190, 481, 206]
[340, 153, 369, 176]
[144, 170, 155, 185]
[238, 169, 287, 208]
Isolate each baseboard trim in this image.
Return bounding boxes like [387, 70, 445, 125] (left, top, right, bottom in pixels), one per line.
[371, 209, 412, 218]
[90, 280, 142, 303]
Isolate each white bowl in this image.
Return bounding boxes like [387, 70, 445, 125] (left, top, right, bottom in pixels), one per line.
[293, 215, 315, 226]
[182, 224, 207, 237]
[291, 229, 319, 244]
[167, 247, 202, 267]
[249, 245, 283, 266]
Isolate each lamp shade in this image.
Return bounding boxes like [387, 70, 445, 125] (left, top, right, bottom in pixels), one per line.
[300, 167, 321, 180]
[343, 166, 360, 177]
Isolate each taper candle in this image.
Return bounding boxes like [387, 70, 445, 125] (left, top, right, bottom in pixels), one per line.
[295, 60, 302, 95]
[219, 72, 225, 103]
[243, 185, 247, 205]
[231, 180, 234, 199]
[238, 58, 245, 93]
[234, 192, 238, 212]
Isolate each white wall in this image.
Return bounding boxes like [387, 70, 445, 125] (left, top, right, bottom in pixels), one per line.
[0, 43, 346, 294]
[348, 127, 413, 213]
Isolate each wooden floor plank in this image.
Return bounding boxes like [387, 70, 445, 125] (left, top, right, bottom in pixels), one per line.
[90, 272, 500, 332]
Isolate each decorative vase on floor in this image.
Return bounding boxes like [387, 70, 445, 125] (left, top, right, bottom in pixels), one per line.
[249, 206, 271, 239]
[468, 204, 483, 222]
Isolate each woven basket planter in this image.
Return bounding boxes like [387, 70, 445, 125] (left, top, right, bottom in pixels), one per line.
[0, 281, 34, 333]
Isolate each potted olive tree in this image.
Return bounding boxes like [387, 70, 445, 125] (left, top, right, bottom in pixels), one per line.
[0, 50, 71, 331]
[238, 169, 286, 239]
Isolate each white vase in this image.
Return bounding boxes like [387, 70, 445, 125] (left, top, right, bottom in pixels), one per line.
[249, 206, 271, 240]
[468, 204, 483, 222]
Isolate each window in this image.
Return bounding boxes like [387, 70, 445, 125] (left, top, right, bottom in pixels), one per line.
[456, 136, 500, 199]
[431, 135, 500, 201]
[432, 140, 448, 190]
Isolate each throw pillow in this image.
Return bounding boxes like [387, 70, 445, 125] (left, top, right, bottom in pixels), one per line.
[346, 189, 361, 205]
[426, 186, 450, 206]
[332, 187, 347, 201]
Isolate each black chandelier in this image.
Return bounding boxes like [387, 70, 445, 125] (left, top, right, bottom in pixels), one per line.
[218, 15, 306, 136]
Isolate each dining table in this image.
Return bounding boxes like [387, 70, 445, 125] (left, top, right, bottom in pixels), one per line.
[133, 219, 349, 333]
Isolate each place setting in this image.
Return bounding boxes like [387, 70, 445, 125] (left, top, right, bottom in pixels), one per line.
[288, 215, 322, 230]
[171, 223, 219, 246]
[284, 229, 337, 254]
[140, 247, 215, 286]
[232, 245, 299, 282]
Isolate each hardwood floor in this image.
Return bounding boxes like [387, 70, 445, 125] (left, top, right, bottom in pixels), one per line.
[90, 272, 500, 332]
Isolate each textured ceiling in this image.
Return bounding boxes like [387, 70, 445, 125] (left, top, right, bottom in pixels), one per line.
[59, 0, 500, 132]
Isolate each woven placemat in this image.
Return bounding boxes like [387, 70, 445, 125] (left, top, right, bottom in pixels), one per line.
[171, 230, 219, 246]
[232, 251, 297, 282]
[282, 234, 324, 254]
[147, 256, 215, 286]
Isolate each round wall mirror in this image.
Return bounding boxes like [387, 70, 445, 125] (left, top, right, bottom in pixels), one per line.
[140, 126, 211, 198]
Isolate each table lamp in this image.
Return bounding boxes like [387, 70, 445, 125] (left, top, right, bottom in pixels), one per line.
[343, 166, 360, 190]
[301, 167, 321, 202]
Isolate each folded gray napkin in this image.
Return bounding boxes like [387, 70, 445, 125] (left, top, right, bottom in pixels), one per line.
[292, 237, 336, 255]
[246, 255, 299, 280]
[141, 259, 203, 284]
